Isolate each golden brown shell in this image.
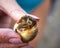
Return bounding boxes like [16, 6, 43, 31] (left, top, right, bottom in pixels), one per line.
[14, 16, 38, 43]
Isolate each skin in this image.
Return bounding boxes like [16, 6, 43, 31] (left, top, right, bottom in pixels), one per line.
[0, 0, 51, 48]
[0, 0, 39, 48]
[0, 10, 33, 48]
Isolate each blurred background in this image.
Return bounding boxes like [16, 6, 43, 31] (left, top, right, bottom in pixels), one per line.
[37, 0, 60, 48]
[0, 0, 60, 48]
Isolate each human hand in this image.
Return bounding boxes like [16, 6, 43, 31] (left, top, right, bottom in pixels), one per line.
[0, 28, 30, 48]
[0, 11, 33, 48]
[0, 0, 39, 21]
[0, 0, 39, 48]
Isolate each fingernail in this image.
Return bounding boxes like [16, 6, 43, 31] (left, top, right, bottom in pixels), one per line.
[9, 38, 23, 44]
[27, 14, 40, 20]
[33, 16, 40, 20]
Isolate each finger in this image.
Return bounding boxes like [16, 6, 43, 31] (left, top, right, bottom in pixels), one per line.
[0, 0, 27, 21]
[27, 14, 40, 21]
[0, 0, 39, 21]
[0, 43, 27, 48]
[0, 28, 23, 44]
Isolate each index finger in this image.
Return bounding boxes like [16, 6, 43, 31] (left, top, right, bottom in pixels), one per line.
[0, 0, 39, 21]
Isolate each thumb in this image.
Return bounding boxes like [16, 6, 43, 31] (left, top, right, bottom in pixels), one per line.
[0, 28, 23, 44]
[0, 0, 27, 21]
[0, 0, 39, 22]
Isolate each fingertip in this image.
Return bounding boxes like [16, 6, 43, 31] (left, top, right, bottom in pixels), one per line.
[9, 38, 23, 44]
[27, 14, 40, 21]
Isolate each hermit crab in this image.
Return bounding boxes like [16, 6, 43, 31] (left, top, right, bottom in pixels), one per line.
[14, 16, 38, 43]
